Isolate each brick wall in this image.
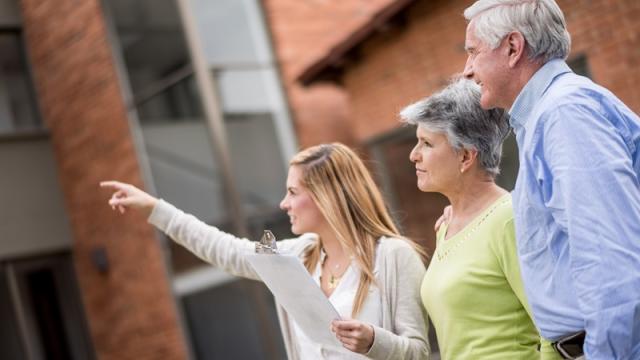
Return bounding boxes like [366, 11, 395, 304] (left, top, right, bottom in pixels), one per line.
[344, 0, 640, 142]
[561, 0, 640, 111]
[20, 0, 188, 358]
[343, 0, 472, 142]
[262, 0, 397, 148]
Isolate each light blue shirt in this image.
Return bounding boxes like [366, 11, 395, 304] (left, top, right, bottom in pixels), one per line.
[509, 59, 640, 359]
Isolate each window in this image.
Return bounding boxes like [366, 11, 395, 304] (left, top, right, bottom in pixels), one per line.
[0, 253, 94, 359]
[182, 279, 286, 359]
[568, 54, 591, 79]
[0, 32, 41, 133]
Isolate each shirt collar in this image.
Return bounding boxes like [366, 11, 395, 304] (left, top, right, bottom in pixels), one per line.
[509, 59, 573, 129]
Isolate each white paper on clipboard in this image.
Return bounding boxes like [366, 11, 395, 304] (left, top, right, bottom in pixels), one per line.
[246, 253, 342, 348]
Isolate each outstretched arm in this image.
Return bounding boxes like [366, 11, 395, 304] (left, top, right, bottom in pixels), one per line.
[100, 180, 260, 279]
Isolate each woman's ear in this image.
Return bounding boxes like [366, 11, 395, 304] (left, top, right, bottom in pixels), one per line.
[459, 148, 478, 174]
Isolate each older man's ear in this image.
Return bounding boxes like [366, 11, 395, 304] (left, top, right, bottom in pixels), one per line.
[505, 31, 527, 68]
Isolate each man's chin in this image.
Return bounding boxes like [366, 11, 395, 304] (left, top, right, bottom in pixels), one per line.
[480, 94, 505, 110]
[480, 97, 494, 110]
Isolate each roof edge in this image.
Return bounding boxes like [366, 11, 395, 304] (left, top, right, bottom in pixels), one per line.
[297, 0, 416, 86]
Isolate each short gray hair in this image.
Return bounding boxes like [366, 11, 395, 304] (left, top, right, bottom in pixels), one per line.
[400, 78, 510, 178]
[464, 0, 571, 63]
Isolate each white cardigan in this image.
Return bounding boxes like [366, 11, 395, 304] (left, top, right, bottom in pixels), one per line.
[149, 200, 430, 360]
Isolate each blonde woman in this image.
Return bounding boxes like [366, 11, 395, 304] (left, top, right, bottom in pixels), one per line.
[101, 143, 429, 360]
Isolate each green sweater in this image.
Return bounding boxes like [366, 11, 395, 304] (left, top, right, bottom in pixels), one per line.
[421, 194, 559, 359]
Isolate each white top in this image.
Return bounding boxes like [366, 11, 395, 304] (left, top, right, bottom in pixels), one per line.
[292, 250, 382, 359]
[148, 200, 430, 360]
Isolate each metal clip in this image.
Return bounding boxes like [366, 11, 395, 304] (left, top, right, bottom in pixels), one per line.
[255, 230, 278, 254]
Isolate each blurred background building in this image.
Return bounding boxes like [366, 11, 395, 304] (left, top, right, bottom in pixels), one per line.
[0, 0, 638, 359]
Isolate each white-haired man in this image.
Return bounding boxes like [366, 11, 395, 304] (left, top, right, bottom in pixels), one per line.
[462, 1, 640, 359]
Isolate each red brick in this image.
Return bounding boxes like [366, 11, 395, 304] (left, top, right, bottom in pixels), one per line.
[263, 0, 398, 148]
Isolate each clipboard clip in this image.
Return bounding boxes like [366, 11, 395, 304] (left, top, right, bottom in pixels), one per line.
[255, 230, 278, 254]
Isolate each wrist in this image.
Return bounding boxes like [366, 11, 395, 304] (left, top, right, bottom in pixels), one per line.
[366, 324, 375, 351]
[144, 197, 159, 218]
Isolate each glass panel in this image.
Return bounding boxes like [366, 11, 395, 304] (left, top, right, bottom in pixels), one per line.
[5, 254, 95, 360]
[142, 121, 226, 222]
[0, 267, 26, 359]
[142, 113, 292, 241]
[0, 32, 41, 133]
[215, 66, 297, 166]
[108, 0, 189, 96]
[136, 74, 202, 123]
[26, 268, 73, 360]
[217, 68, 273, 113]
[182, 279, 286, 359]
[190, 0, 271, 65]
[225, 113, 291, 240]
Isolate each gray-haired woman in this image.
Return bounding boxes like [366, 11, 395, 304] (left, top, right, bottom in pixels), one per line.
[401, 78, 559, 359]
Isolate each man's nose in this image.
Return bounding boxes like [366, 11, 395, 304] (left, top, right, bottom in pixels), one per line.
[463, 57, 473, 79]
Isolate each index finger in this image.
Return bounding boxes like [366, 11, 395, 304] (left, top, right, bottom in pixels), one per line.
[100, 180, 128, 191]
[100, 180, 126, 189]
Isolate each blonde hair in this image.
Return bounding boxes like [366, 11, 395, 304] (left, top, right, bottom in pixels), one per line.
[290, 143, 423, 317]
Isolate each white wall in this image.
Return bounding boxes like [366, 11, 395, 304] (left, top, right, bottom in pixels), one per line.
[0, 138, 73, 259]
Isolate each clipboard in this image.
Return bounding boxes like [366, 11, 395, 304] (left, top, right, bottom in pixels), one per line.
[246, 231, 342, 348]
